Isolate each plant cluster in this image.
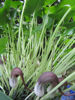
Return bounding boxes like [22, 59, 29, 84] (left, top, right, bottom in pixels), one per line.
[0, 0, 75, 100]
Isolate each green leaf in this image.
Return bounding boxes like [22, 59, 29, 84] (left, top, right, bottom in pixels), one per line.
[0, 0, 22, 26]
[24, 0, 45, 16]
[59, 0, 75, 9]
[45, 0, 75, 22]
[64, 22, 75, 28]
[44, 0, 56, 6]
[0, 37, 8, 54]
[0, 0, 11, 25]
[10, 1, 22, 9]
[0, 91, 12, 100]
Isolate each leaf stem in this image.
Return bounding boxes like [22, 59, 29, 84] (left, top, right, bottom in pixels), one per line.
[17, 0, 27, 50]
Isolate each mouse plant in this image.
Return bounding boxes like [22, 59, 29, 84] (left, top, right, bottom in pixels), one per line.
[9, 67, 32, 92]
[34, 72, 75, 98]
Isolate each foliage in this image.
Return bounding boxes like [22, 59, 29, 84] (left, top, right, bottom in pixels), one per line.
[0, 37, 8, 54]
[0, 0, 75, 100]
[0, 91, 12, 100]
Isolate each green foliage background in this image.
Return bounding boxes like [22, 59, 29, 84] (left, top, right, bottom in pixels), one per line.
[0, 0, 75, 100]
